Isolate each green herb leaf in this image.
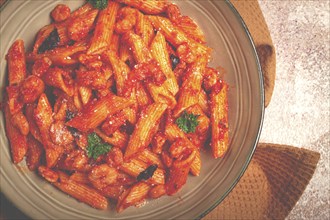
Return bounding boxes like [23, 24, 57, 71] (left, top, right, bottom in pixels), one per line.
[175, 111, 200, 133]
[86, 132, 112, 159]
[87, 0, 108, 10]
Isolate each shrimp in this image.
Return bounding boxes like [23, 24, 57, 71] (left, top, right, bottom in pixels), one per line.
[88, 164, 118, 190]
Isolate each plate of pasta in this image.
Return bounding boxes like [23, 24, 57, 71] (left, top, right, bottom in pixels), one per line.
[0, 0, 264, 219]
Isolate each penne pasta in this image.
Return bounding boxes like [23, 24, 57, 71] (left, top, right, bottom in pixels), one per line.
[116, 182, 151, 212]
[66, 93, 135, 132]
[124, 102, 168, 159]
[7, 40, 27, 85]
[210, 81, 229, 158]
[120, 158, 165, 185]
[4, 102, 28, 164]
[87, 2, 120, 54]
[53, 172, 108, 210]
[115, 0, 168, 14]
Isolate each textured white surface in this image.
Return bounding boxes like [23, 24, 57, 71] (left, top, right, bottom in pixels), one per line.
[258, 1, 330, 219]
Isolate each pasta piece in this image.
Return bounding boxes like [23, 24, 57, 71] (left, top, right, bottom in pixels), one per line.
[124, 103, 168, 159]
[102, 50, 130, 96]
[95, 129, 128, 149]
[67, 9, 98, 41]
[75, 70, 107, 90]
[150, 31, 179, 95]
[27, 44, 88, 66]
[31, 57, 52, 78]
[66, 94, 135, 132]
[69, 172, 89, 185]
[38, 166, 59, 183]
[20, 75, 45, 103]
[117, 182, 151, 212]
[147, 15, 211, 62]
[88, 164, 118, 190]
[148, 184, 166, 199]
[4, 102, 27, 164]
[137, 148, 164, 169]
[164, 123, 201, 176]
[7, 40, 27, 85]
[26, 135, 43, 171]
[115, 7, 138, 34]
[122, 31, 152, 63]
[115, 0, 168, 14]
[11, 111, 29, 136]
[25, 103, 42, 142]
[135, 11, 155, 46]
[109, 33, 120, 55]
[43, 67, 74, 96]
[210, 81, 229, 158]
[151, 132, 167, 154]
[78, 86, 92, 105]
[70, 2, 94, 18]
[53, 172, 108, 210]
[146, 82, 177, 109]
[32, 24, 55, 54]
[173, 56, 207, 117]
[120, 158, 165, 185]
[6, 85, 23, 115]
[34, 93, 64, 167]
[198, 88, 210, 116]
[87, 2, 120, 54]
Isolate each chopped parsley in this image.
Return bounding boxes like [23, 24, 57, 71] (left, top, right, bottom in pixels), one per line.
[87, 0, 108, 10]
[175, 111, 199, 133]
[86, 132, 112, 159]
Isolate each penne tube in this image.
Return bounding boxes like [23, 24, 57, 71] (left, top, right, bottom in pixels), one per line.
[146, 82, 177, 109]
[173, 56, 208, 117]
[67, 9, 98, 41]
[120, 158, 165, 185]
[6, 85, 23, 116]
[78, 86, 92, 105]
[164, 123, 201, 176]
[198, 88, 210, 116]
[32, 24, 55, 54]
[27, 44, 87, 66]
[7, 40, 27, 85]
[11, 111, 30, 136]
[148, 184, 166, 199]
[25, 103, 42, 142]
[53, 172, 108, 210]
[116, 182, 151, 213]
[135, 11, 155, 46]
[87, 2, 120, 54]
[70, 2, 94, 18]
[210, 81, 229, 158]
[124, 102, 168, 159]
[66, 93, 135, 132]
[4, 102, 28, 164]
[147, 16, 211, 60]
[137, 148, 164, 169]
[69, 172, 90, 185]
[102, 50, 130, 96]
[150, 31, 179, 95]
[122, 31, 152, 63]
[43, 67, 74, 96]
[115, 0, 168, 15]
[95, 129, 128, 149]
[26, 135, 43, 171]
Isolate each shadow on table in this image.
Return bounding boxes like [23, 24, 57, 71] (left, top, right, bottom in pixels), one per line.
[0, 193, 29, 220]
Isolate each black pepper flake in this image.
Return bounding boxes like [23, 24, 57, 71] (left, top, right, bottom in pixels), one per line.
[38, 28, 60, 54]
[170, 54, 180, 70]
[137, 164, 158, 181]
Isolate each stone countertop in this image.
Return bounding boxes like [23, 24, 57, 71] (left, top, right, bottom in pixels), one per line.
[257, 0, 329, 219]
